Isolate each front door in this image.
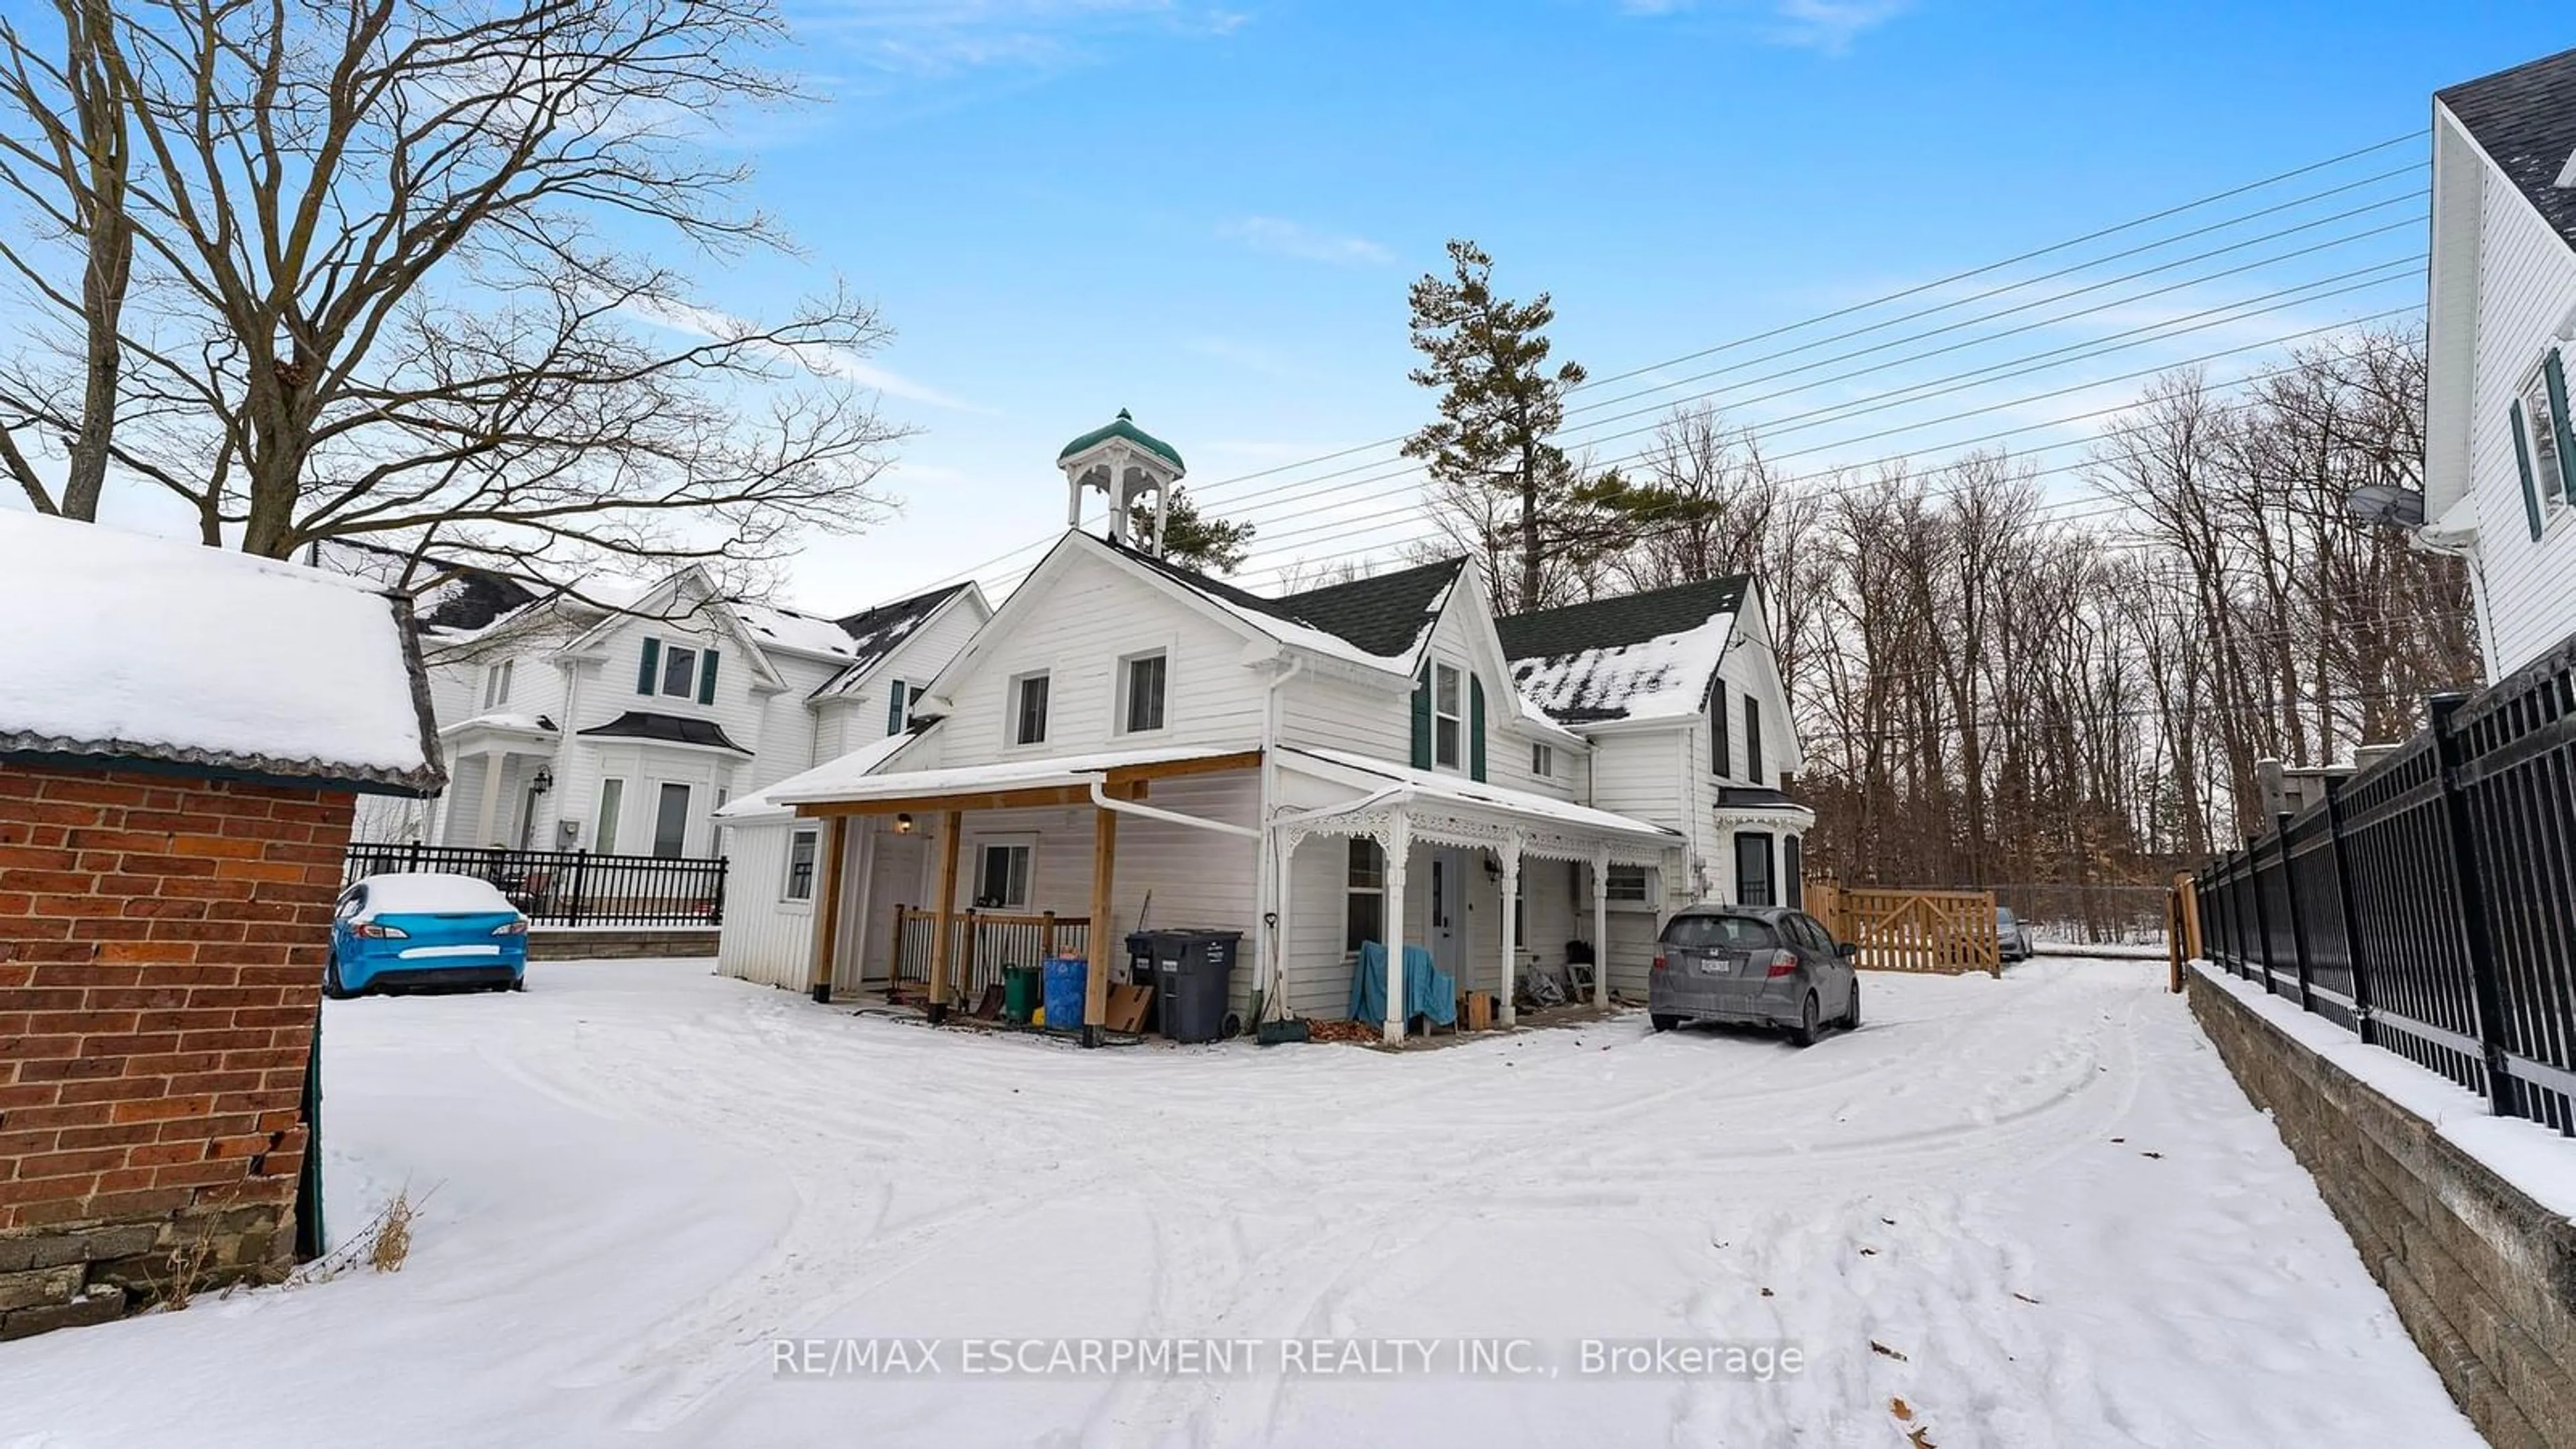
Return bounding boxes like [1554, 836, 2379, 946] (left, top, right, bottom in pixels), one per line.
[651, 782, 692, 859]
[860, 833, 928, 987]
[1735, 832, 1775, 907]
[1429, 848, 1466, 983]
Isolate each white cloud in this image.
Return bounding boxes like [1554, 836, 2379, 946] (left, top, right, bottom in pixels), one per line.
[619, 295, 983, 413]
[1218, 216, 1394, 267]
[1765, 0, 1911, 52]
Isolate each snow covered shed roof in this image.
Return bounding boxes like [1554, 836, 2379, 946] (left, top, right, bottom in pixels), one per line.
[1497, 575, 1749, 724]
[0, 512, 444, 794]
[1122, 545, 1468, 661]
[2438, 46, 2576, 254]
[811, 582, 979, 700]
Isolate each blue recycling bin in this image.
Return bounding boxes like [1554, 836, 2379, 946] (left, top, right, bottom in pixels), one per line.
[1042, 955, 1090, 1032]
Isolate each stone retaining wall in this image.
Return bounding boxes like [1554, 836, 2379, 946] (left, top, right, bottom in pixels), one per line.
[2188, 967, 2576, 1448]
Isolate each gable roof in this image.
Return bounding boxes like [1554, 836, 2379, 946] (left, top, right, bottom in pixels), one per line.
[1120, 543, 1468, 662]
[2438, 46, 2576, 254]
[1497, 575, 1750, 724]
[810, 582, 982, 700]
[0, 513, 444, 794]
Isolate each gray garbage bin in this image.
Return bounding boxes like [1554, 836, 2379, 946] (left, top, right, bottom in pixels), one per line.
[1129, 929, 1242, 1043]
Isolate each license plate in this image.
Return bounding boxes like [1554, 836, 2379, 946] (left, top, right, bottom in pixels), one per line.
[1697, 953, 1730, 977]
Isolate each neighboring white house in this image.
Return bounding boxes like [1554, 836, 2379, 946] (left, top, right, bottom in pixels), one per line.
[360, 566, 988, 863]
[716, 413, 1812, 1041]
[2420, 46, 2576, 682]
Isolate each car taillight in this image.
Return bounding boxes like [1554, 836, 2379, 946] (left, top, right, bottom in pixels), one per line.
[352, 921, 407, 939]
[1651, 954, 1668, 973]
[492, 919, 529, 936]
[1764, 951, 1799, 978]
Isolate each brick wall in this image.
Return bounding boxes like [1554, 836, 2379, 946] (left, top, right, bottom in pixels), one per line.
[2188, 968, 2576, 1449]
[0, 761, 351, 1340]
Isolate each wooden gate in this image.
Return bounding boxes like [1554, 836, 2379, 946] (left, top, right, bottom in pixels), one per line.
[1807, 881, 2001, 977]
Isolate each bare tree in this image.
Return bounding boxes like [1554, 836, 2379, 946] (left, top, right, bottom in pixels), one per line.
[0, 0, 904, 586]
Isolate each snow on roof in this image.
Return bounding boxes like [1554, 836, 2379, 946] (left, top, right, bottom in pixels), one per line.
[717, 732, 924, 822]
[761, 741, 1246, 809]
[0, 512, 442, 792]
[441, 712, 556, 737]
[810, 584, 978, 700]
[1508, 610, 1735, 724]
[352, 871, 521, 916]
[1281, 747, 1682, 844]
[732, 600, 864, 660]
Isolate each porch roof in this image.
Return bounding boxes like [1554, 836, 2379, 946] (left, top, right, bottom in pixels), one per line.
[771, 741, 1263, 815]
[1276, 746, 1683, 855]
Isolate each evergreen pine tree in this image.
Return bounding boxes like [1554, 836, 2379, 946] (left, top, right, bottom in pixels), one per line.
[1130, 486, 1257, 574]
[1401, 239, 1588, 611]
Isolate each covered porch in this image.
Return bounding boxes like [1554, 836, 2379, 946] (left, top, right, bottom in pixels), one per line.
[1272, 747, 1684, 1044]
[782, 745, 1265, 1038]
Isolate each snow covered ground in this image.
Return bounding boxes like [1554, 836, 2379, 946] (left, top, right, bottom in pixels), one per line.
[0, 957, 2481, 1448]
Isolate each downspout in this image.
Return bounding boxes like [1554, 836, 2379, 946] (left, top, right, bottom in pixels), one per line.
[1256, 655, 1305, 1022]
[1087, 779, 1260, 839]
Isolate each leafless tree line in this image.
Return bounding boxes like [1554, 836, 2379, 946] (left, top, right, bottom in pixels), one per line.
[1431, 323, 2478, 896]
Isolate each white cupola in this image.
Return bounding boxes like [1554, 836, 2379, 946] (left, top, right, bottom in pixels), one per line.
[1058, 409, 1185, 557]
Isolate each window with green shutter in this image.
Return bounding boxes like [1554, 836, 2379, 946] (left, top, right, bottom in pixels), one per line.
[888, 679, 908, 735]
[697, 649, 719, 704]
[1410, 664, 1432, 769]
[2545, 349, 2576, 502]
[1468, 676, 1487, 782]
[637, 637, 660, 695]
[2514, 398, 2548, 541]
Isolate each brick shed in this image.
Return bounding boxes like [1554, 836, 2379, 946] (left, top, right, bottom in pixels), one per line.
[0, 512, 442, 1340]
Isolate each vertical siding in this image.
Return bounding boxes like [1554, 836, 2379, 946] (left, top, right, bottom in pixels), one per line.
[2469, 161, 2576, 679]
[716, 819, 808, 988]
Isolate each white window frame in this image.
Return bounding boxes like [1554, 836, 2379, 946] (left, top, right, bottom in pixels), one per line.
[660, 642, 699, 700]
[1008, 671, 1051, 748]
[1432, 661, 1464, 771]
[482, 658, 514, 710]
[1344, 836, 1385, 956]
[969, 834, 1036, 911]
[1604, 863, 1654, 912]
[1530, 742, 1554, 779]
[783, 826, 820, 904]
[1118, 648, 1170, 735]
[2520, 360, 2572, 523]
[594, 777, 625, 853]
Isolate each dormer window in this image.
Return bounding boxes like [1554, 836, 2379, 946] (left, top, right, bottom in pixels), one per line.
[1432, 662, 1463, 769]
[661, 644, 698, 698]
[636, 637, 719, 704]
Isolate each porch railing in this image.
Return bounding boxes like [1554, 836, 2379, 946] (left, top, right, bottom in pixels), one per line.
[885, 906, 1091, 1004]
[2194, 636, 2576, 1136]
[343, 843, 727, 928]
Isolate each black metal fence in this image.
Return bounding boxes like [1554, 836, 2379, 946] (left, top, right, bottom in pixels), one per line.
[343, 843, 727, 928]
[2196, 639, 2576, 1135]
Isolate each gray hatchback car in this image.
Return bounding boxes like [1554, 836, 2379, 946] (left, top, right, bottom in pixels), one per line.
[1650, 906, 1860, 1046]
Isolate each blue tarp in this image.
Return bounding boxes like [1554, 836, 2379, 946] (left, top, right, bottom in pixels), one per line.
[1348, 941, 1458, 1028]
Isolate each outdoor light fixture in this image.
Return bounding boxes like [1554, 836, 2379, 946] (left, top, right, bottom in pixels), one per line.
[531, 765, 555, 796]
[1484, 857, 1505, 883]
[894, 812, 914, 834]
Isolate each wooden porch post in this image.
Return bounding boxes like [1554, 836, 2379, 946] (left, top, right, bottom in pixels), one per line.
[806, 815, 850, 1004]
[1498, 833, 1521, 1028]
[1591, 845, 1611, 1009]
[927, 810, 963, 1016]
[1381, 816, 1410, 1045]
[1085, 803, 1118, 1039]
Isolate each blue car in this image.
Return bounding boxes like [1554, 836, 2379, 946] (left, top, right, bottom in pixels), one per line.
[327, 873, 531, 998]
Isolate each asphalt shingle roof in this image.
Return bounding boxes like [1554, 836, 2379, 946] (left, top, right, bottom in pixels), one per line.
[2440, 46, 2576, 254]
[1496, 575, 1748, 661]
[1122, 545, 1468, 659]
[810, 583, 977, 698]
[1496, 575, 1750, 724]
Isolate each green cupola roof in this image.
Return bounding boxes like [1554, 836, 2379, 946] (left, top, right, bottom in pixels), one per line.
[1057, 408, 1184, 472]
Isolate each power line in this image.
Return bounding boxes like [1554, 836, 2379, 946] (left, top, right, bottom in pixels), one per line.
[895, 138, 2426, 596]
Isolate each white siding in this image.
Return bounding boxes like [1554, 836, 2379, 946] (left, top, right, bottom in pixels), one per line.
[2465, 158, 2576, 680]
[932, 551, 1271, 771]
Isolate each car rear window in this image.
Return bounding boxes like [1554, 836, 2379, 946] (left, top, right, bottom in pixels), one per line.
[1661, 914, 1778, 951]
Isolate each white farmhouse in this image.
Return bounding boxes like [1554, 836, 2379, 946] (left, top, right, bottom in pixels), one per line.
[2420, 46, 2576, 681]
[378, 567, 988, 865]
[717, 414, 1812, 1042]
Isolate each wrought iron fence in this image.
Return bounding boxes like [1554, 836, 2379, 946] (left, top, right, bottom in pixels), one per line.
[342, 843, 727, 928]
[2195, 639, 2576, 1135]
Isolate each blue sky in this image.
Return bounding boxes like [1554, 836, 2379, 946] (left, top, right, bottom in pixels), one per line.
[743, 0, 2554, 606]
[44, 2, 2567, 605]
